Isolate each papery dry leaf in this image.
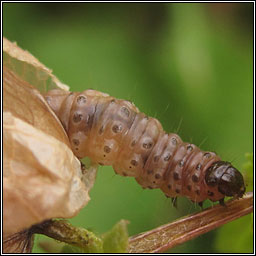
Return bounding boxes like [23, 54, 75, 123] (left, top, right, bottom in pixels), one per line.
[3, 37, 68, 92]
[3, 66, 70, 146]
[3, 111, 97, 235]
[3, 38, 98, 238]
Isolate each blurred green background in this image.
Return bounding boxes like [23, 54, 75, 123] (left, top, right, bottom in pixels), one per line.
[3, 2, 253, 253]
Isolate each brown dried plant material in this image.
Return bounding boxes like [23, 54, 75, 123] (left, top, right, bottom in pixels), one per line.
[3, 111, 97, 236]
[3, 41, 98, 240]
[128, 192, 253, 253]
[3, 66, 70, 146]
[3, 37, 69, 92]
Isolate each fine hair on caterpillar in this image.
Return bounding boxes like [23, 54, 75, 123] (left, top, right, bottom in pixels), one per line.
[44, 89, 246, 206]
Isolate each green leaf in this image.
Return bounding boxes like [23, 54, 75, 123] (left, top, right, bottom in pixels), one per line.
[61, 245, 83, 253]
[215, 215, 253, 253]
[102, 219, 129, 253]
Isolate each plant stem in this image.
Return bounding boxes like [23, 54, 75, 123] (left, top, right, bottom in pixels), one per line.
[128, 192, 253, 253]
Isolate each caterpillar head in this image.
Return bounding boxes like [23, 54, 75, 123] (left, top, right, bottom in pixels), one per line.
[205, 161, 245, 198]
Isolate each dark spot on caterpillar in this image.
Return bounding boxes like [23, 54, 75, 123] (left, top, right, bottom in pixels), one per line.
[142, 140, 153, 149]
[131, 140, 136, 146]
[148, 186, 153, 189]
[204, 152, 211, 158]
[73, 112, 82, 123]
[207, 191, 214, 196]
[155, 173, 161, 179]
[154, 155, 160, 162]
[195, 189, 200, 195]
[121, 106, 130, 118]
[192, 174, 199, 183]
[168, 184, 172, 189]
[173, 172, 180, 180]
[175, 188, 180, 194]
[187, 145, 193, 151]
[112, 124, 122, 133]
[196, 163, 202, 170]
[104, 146, 111, 153]
[179, 160, 184, 167]
[187, 185, 192, 191]
[164, 153, 171, 161]
[72, 139, 80, 146]
[171, 137, 177, 145]
[131, 160, 138, 166]
[76, 95, 87, 104]
[75, 147, 78, 150]
[123, 172, 127, 176]
[147, 170, 153, 174]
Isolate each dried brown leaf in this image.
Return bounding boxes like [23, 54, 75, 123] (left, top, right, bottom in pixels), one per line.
[3, 111, 97, 236]
[3, 66, 70, 146]
[3, 39, 98, 239]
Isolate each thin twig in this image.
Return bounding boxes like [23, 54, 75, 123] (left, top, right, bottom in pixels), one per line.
[128, 192, 253, 253]
[32, 219, 101, 249]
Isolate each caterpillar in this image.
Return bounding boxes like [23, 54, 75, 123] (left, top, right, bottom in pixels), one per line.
[44, 89, 245, 206]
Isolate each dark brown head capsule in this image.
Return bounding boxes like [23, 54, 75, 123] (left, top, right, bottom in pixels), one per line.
[205, 161, 245, 198]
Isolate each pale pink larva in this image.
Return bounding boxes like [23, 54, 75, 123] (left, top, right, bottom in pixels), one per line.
[44, 89, 245, 206]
